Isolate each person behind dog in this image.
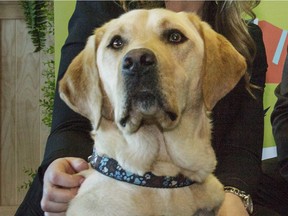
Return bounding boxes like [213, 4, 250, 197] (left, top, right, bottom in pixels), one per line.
[272, 50, 288, 184]
[254, 50, 288, 215]
[15, 1, 274, 215]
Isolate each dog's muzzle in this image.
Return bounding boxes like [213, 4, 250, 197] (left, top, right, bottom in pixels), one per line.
[119, 48, 178, 131]
[122, 48, 159, 115]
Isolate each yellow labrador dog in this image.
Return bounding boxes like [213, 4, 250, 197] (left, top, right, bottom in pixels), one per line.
[60, 9, 246, 216]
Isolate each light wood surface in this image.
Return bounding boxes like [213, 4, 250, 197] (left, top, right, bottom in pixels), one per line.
[0, 2, 24, 19]
[0, 2, 50, 215]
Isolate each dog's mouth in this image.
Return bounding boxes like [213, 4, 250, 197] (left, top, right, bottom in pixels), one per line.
[117, 48, 179, 133]
[133, 91, 159, 115]
[119, 90, 178, 133]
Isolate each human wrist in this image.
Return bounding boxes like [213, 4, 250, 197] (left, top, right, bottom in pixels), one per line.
[224, 186, 253, 215]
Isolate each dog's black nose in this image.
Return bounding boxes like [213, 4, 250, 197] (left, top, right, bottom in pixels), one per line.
[122, 48, 156, 76]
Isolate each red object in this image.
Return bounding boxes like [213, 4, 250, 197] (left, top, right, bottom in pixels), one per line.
[258, 21, 288, 83]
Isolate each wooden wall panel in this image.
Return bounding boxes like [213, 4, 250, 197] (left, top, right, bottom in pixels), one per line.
[0, 2, 24, 20]
[0, 2, 50, 215]
[1, 19, 17, 206]
[15, 19, 42, 203]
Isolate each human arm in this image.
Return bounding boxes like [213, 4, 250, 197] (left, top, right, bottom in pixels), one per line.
[271, 52, 288, 182]
[217, 193, 250, 216]
[214, 77, 262, 216]
[213, 24, 267, 215]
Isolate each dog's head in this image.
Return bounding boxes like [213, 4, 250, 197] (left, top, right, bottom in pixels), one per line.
[59, 9, 246, 133]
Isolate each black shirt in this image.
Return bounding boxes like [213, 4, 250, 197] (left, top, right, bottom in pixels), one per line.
[271, 53, 288, 182]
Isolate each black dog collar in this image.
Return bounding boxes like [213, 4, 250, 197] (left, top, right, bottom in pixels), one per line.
[88, 149, 195, 188]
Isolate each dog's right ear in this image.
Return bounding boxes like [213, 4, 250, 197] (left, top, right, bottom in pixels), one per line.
[59, 35, 102, 128]
[198, 19, 247, 111]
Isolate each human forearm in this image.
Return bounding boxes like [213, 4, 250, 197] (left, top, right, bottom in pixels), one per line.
[214, 85, 263, 196]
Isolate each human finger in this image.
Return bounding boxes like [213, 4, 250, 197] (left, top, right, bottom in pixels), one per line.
[64, 157, 89, 173]
[46, 169, 85, 188]
[41, 186, 78, 213]
[41, 197, 69, 213]
[42, 184, 79, 203]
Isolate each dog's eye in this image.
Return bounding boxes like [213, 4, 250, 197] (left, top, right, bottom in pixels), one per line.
[166, 29, 187, 44]
[108, 35, 124, 49]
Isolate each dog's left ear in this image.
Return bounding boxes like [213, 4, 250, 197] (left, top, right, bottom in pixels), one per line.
[59, 35, 103, 127]
[193, 16, 247, 111]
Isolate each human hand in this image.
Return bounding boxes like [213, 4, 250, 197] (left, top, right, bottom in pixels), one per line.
[217, 193, 249, 216]
[41, 157, 89, 216]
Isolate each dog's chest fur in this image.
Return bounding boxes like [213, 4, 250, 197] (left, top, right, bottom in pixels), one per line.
[66, 111, 224, 216]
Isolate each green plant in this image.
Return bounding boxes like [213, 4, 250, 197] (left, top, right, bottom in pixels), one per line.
[18, 167, 37, 191]
[20, 0, 55, 127]
[40, 0, 55, 127]
[20, 0, 48, 52]
[40, 45, 55, 127]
